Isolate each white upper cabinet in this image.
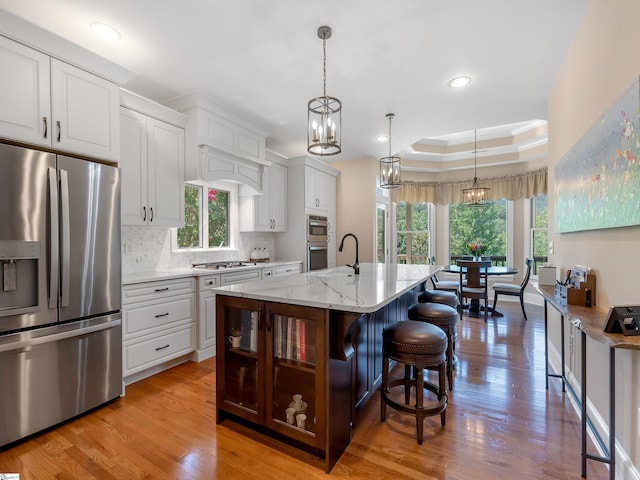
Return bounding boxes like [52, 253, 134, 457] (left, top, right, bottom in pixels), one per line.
[0, 36, 119, 162]
[239, 161, 287, 232]
[50, 59, 120, 162]
[120, 91, 187, 227]
[305, 166, 333, 213]
[0, 36, 50, 147]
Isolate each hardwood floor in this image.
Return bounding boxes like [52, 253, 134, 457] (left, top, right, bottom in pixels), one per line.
[0, 300, 609, 479]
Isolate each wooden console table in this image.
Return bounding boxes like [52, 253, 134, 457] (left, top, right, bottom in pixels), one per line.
[536, 284, 640, 480]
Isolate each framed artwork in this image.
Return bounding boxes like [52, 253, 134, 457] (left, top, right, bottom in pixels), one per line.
[555, 77, 640, 233]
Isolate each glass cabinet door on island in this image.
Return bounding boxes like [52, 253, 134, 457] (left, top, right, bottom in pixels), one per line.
[265, 303, 325, 447]
[217, 296, 264, 419]
[216, 296, 327, 450]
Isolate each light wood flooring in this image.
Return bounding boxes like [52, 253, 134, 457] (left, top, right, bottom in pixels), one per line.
[0, 300, 609, 479]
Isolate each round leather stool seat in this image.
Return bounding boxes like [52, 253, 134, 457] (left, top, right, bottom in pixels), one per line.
[408, 302, 459, 391]
[408, 302, 458, 330]
[383, 320, 447, 363]
[381, 320, 448, 445]
[417, 289, 459, 308]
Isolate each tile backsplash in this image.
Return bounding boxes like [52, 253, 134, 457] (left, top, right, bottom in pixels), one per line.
[122, 226, 276, 275]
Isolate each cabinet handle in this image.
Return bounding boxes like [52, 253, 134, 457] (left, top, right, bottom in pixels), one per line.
[143, 206, 146, 221]
[207, 280, 215, 286]
[43, 117, 48, 138]
[154, 287, 169, 292]
[155, 344, 170, 351]
[155, 312, 169, 318]
[150, 207, 154, 222]
[56, 120, 61, 142]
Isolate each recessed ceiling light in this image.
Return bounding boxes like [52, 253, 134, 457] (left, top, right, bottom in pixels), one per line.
[90, 22, 120, 40]
[448, 76, 471, 88]
[376, 135, 388, 142]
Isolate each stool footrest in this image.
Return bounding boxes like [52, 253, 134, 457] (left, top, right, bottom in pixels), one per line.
[382, 378, 447, 417]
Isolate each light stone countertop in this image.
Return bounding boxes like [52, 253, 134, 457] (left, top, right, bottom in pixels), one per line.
[213, 263, 442, 313]
[122, 261, 302, 285]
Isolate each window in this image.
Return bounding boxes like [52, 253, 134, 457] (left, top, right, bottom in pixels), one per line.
[176, 182, 231, 249]
[449, 199, 507, 265]
[530, 193, 548, 275]
[396, 202, 431, 264]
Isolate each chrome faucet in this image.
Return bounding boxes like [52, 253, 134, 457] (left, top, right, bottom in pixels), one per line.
[338, 233, 359, 275]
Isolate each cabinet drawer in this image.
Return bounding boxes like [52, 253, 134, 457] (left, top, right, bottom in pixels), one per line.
[124, 324, 195, 374]
[198, 274, 220, 291]
[123, 278, 195, 305]
[124, 296, 193, 337]
[220, 269, 261, 285]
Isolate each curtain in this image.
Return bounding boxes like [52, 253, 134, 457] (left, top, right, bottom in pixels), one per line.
[390, 168, 547, 205]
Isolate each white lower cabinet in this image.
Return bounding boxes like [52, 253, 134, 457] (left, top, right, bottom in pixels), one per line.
[193, 274, 220, 362]
[123, 277, 196, 384]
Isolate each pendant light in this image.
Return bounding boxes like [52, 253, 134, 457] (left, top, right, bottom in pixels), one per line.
[380, 113, 401, 188]
[462, 129, 491, 206]
[307, 26, 342, 156]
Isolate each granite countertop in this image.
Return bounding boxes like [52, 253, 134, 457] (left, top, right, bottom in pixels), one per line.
[213, 263, 442, 313]
[122, 261, 302, 285]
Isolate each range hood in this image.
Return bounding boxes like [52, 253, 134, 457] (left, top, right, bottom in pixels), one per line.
[198, 144, 265, 195]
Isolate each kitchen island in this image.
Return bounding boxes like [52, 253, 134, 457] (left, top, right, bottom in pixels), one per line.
[214, 263, 441, 471]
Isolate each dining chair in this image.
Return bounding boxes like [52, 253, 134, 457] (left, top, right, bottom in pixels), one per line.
[492, 258, 533, 320]
[457, 260, 491, 320]
[427, 256, 460, 293]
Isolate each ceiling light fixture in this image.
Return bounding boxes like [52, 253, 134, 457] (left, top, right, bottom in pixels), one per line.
[462, 129, 491, 206]
[448, 75, 471, 88]
[307, 26, 341, 156]
[380, 113, 401, 189]
[90, 22, 121, 40]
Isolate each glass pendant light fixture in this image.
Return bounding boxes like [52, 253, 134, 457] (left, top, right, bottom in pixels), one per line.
[462, 129, 491, 206]
[380, 113, 400, 188]
[307, 26, 342, 156]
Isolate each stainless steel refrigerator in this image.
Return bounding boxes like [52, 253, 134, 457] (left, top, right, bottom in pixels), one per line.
[0, 142, 122, 447]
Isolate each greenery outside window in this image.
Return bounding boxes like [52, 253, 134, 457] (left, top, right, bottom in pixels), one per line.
[530, 193, 548, 275]
[176, 182, 232, 250]
[449, 199, 507, 265]
[396, 202, 431, 264]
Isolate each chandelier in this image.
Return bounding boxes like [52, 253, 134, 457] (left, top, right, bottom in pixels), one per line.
[307, 26, 342, 156]
[462, 129, 491, 206]
[380, 113, 400, 188]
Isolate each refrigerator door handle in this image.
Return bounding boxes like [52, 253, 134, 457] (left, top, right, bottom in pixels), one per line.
[0, 318, 122, 353]
[60, 169, 71, 308]
[48, 167, 59, 310]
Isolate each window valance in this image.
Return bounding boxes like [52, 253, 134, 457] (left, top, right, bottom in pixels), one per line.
[390, 168, 547, 205]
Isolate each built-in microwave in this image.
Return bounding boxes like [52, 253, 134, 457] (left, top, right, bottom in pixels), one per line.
[306, 214, 328, 242]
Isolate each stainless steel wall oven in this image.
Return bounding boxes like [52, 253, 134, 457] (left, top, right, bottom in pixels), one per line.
[306, 215, 328, 271]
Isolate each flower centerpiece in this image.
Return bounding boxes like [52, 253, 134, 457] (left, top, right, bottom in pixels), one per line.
[466, 242, 488, 260]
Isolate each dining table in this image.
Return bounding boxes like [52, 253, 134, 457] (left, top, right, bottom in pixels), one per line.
[443, 264, 518, 317]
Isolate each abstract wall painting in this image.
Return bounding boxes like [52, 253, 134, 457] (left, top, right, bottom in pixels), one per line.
[555, 77, 640, 233]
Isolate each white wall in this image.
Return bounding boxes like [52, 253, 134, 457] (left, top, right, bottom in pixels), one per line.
[548, 0, 640, 473]
[329, 157, 378, 265]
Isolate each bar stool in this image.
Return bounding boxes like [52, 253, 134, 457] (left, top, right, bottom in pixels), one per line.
[407, 302, 459, 391]
[417, 289, 460, 309]
[380, 320, 447, 444]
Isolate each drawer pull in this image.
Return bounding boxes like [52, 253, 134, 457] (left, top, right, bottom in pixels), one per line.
[154, 287, 169, 292]
[207, 280, 215, 285]
[155, 344, 170, 351]
[155, 312, 169, 318]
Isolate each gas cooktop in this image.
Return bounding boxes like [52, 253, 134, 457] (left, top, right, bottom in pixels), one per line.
[192, 261, 259, 270]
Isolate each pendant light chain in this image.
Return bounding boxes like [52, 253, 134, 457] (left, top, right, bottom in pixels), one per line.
[322, 34, 327, 99]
